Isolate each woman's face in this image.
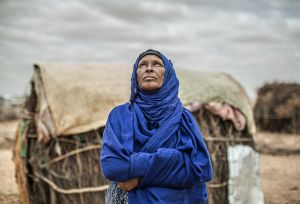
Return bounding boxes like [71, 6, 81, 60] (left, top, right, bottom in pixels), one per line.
[137, 54, 165, 92]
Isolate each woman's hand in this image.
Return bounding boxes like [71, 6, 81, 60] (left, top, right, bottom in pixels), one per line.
[118, 178, 140, 192]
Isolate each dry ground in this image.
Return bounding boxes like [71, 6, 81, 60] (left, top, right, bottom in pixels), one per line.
[255, 132, 300, 204]
[259, 154, 300, 204]
[0, 120, 19, 204]
[0, 120, 299, 204]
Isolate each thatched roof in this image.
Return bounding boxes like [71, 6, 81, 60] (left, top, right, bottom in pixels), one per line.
[254, 82, 300, 133]
[32, 64, 255, 138]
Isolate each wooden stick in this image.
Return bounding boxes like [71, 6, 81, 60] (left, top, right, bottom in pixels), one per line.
[204, 137, 253, 142]
[208, 182, 228, 188]
[48, 145, 101, 165]
[36, 173, 109, 194]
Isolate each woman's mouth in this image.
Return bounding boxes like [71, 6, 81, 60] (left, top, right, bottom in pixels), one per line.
[143, 76, 156, 81]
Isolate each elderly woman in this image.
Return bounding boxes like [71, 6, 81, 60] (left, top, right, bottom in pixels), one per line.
[100, 49, 213, 203]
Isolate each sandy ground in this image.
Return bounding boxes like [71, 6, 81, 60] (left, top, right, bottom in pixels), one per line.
[255, 132, 300, 204]
[0, 120, 299, 204]
[0, 120, 19, 204]
[260, 154, 300, 204]
[0, 149, 19, 204]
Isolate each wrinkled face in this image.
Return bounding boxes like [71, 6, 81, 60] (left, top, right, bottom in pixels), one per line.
[137, 54, 165, 92]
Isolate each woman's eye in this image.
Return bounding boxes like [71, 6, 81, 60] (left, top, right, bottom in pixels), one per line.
[138, 64, 146, 68]
[155, 63, 162, 67]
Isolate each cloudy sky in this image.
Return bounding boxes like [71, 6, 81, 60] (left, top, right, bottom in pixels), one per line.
[0, 0, 299, 98]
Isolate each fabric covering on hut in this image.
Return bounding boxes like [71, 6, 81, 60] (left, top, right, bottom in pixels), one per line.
[13, 64, 263, 204]
[254, 82, 300, 134]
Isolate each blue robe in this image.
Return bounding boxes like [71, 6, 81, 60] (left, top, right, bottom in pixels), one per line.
[100, 50, 213, 203]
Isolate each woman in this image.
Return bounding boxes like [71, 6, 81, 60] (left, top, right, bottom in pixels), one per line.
[100, 49, 213, 203]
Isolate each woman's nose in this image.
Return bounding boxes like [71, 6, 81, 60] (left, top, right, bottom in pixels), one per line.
[145, 64, 154, 72]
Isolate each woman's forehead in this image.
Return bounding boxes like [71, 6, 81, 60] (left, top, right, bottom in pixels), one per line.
[138, 54, 164, 64]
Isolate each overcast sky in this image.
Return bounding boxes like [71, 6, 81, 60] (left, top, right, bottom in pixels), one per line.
[0, 0, 299, 99]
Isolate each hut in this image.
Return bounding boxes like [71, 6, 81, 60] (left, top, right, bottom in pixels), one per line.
[254, 82, 300, 134]
[178, 70, 262, 204]
[13, 64, 263, 204]
[0, 95, 20, 121]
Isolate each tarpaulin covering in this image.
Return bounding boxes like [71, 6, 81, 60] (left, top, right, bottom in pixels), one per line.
[228, 145, 264, 204]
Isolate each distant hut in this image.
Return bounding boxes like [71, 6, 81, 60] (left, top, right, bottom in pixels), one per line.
[13, 64, 263, 204]
[0, 96, 20, 121]
[254, 82, 300, 134]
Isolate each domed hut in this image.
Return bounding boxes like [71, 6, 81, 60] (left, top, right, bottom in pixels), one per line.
[13, 64, 263, 204]
[254, 82, 300, 134]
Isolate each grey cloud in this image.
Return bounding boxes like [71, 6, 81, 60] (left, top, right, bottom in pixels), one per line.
[0, 0, 300, 98]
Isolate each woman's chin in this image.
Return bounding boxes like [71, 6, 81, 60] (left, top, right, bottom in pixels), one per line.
[141, 85, 160, 92]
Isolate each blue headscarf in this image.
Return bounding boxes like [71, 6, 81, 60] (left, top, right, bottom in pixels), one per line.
[130, 50, 180, 118]
[101, 49, 212, 204]
[129, 50, 183, 152]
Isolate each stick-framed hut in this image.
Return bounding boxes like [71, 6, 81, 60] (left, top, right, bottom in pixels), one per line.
[254, 82, 300, 134]
[13, 64, 262, 204]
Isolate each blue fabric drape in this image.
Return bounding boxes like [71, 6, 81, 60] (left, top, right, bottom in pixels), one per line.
[101, 50, 213, 203]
